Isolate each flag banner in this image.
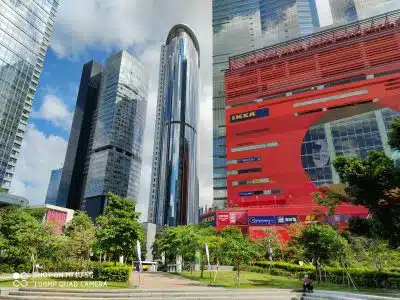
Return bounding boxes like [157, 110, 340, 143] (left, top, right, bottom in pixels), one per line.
[205, 244, 211, 271]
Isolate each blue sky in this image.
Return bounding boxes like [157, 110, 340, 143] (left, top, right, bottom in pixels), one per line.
[33, 49, 115, 140]
[8, 0, 344, 218]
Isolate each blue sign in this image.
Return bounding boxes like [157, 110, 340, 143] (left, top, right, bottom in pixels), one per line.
[239, 191, 255, 197]
[248, 216, 276, 225]
[238, 157, 261, 164]
[276, 215, 298, 224]
[230, 108, 269, 123]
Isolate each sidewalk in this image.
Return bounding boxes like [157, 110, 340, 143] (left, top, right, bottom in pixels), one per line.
[129, 272, 207, 289]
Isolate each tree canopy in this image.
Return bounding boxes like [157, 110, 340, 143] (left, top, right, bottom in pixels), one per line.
[95, 193, 144, 264]
[332, 118, 400, 247]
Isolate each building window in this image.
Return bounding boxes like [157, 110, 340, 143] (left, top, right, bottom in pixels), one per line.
[232, 178, 269, 186]
[231, 142, 279, 153]
[239, 189, 282, 197]
[293, 90, 368, 108]
[227, 167, 262, 176]
[236, 128, 270, 137]
[227, 157, 261, 165]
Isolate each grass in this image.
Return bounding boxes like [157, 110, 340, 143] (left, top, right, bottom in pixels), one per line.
[0, 277, 131, 289]
[178, 271, 400, 297]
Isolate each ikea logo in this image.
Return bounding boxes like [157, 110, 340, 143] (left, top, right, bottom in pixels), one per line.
[230, 108, 269, 123]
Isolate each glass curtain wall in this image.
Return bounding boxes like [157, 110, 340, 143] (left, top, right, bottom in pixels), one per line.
[153, 25, 200, 226]
[0, 0, 59, 190]
[212, 0, 320, 208]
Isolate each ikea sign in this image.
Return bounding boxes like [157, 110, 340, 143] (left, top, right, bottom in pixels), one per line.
[230, 108, 269, 123]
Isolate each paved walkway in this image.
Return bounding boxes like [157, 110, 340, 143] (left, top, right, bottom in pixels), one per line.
[129, 272, 206, 289]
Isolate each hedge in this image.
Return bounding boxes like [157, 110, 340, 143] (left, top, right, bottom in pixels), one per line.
[35, 260, 104, 273]
[93, 264, 131, 282]
[241, 261, 400, 289]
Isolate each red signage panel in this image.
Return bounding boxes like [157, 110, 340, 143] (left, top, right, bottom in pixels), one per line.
[217, 210, 248, 226]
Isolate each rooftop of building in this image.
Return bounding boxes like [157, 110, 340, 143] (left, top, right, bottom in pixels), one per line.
[30, 204, 75, 213]
[228, 9, 400, 72]
[166, 24, 200, 67]
[0, 193, 29, 207]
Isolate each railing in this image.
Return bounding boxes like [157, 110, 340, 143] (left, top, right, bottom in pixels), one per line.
[229, 10, 400, 71]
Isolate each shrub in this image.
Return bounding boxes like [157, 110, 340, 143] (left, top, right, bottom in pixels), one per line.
[36, 259, 103, 272]
[0, 263, 13, 273]
[255, 261, 314, 273]
[93, 264, 131, 282]
[245, 261, 400, 289]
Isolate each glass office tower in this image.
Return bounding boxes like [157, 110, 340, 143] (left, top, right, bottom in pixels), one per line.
[212, 0, 320, 208]
[45, 168, 62, 205]
[148, 24, 200, 226]
[57, 61, 103, 210]
[0, 0, 59, 191]
[83, 51, 148, 219]
[329, 0, 400, 23]
[58, 51, 149, 219]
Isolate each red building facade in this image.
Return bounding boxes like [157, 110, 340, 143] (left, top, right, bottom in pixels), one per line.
[218, 12, 400, 237]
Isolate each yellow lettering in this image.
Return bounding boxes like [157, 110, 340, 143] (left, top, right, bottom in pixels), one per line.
[243, 113, 248, 118]
[249, 111, 256, 117]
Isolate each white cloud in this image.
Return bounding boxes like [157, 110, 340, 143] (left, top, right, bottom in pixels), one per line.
[10, 124, 67, 206]
[31, 94, 73, 131]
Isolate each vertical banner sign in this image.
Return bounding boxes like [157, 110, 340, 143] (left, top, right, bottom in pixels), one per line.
[136, 240, 142, 273]
[205, 243, 211, 271]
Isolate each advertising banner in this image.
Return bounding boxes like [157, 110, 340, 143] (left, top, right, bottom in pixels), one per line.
[324, 214, 352, 225]
[217, 211, 248, 226]
[205, 244, 211, 271]
[249, 215, 299, 226]
[276, 215, 298, 225]
[230, 108, 269, 123]
[200, 213, 217, 226]
[239, 191, 255, 197]
[248, 216, 276, 225]
[237, 157, 261, 164]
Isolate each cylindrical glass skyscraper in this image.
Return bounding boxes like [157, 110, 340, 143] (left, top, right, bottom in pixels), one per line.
[148, 24, 200, 226]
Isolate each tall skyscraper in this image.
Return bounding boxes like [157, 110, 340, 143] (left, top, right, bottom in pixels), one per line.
[45, 168, 62, 206]
[212, 0, 320, 208]
[58, 51, 149, 219]
[57, 61, 103, 210]
[329, 0, 358, 23]
[329, 0, 400, 24]
[0, 0, 59, 191]
[148, 24, 200, 226]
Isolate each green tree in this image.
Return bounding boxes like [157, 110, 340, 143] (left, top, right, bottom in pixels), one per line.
[152, 226, 180, 267]
[0, 207, 49, 271]
[24, 207, 46, 221]
[197, 226, 217, 278]
[0, 187, 7, 193]
[348, 236, 390, 271]
[333, 151, 400, 247]
[152, 225, 216, 276]
[388, 118, 400, 150]
[313, 192, 342, 218]
[346, 217, 373, 238]
[65, 211, 95, 268]
[220, 227, 258, 285]
[95, 193, 144, 265]
[253, 228, 282, 261]
[293, 224, 349, 282]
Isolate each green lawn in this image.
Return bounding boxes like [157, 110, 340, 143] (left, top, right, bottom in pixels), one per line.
[0, 277, 131, 289]
[178, 271, 400, 297]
